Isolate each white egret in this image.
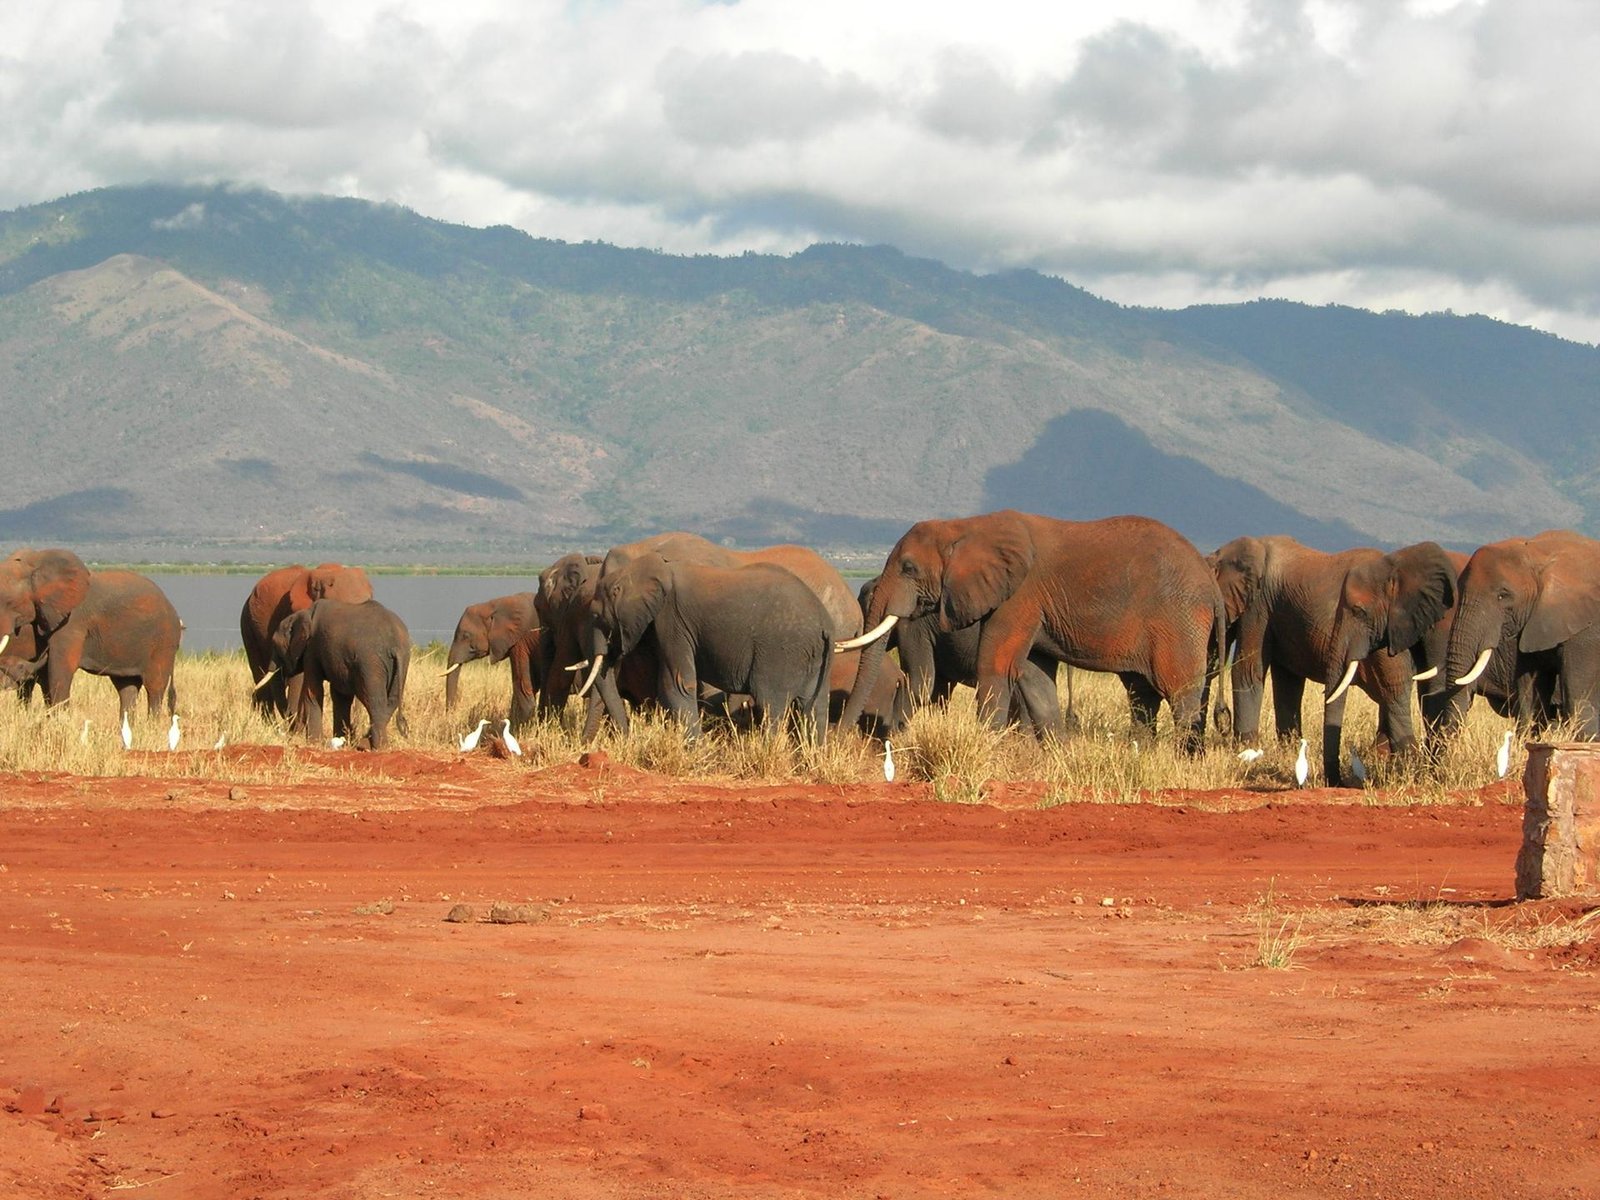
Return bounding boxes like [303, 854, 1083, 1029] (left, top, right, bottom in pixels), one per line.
[883, 739, 896, 782]
[213, 732, 227, 750]
[1294, 739, 1309, 788]
[501, 719, 522, 757]
[1349, 750, 1367, 786]
[1236, 748, 1264, 764]
[460, 719, 489, 752]
[329, 737, 346, 749]
[168, 714, 181, 751]
[120, 711, 133, 751]
[1497, 730, 1514, 779]
[79, 718, 91, 746]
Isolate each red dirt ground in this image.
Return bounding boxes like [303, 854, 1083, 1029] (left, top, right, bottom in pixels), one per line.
[2, 751, 1598, 1199]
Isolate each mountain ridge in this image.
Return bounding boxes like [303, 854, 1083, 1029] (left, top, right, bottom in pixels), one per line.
[1, 183, 1595, 561]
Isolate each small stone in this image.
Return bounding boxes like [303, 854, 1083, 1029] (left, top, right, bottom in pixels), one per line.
[151, 1108, 177, 1120]
[228, 787, 249, 801]
[85, 1107, 126, 1123]
[353, 899, 396, 916]
[488, 902, 548, 925]
[443, 904, 476, 923]
[1071, 895, 1084, 905]
[1100, 897, 1115, 908]
[578, 1103, 610, 1122]
[578, 750, 611, 770]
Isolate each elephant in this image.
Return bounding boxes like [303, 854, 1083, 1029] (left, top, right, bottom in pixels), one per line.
[1212, 534, 1428, 786]
[587, 551, 834, 744]
[270, 598, 411, 749]
[241, 563, 373, 719]
[851, 575, 1075, 736]
[575, 533, 860, 738]
[0, 548, 181, 719]
[844, 512, 1225, 752]
[1327, 542, 1556, 740]
[441, 592, 544, 728]
[1444, 530, 1600, 738]
[0, 624, 44, 704]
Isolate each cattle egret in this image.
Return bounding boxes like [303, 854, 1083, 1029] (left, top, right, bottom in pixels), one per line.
[79, 718, 91, 746]
[213, 732, 227, 751]
[1497, 730, 1513, 780]
[1349, 750, 1367, 786]
[883, 739, 896, 782]
[460, 719, 489, 752]
[1294, 739, 1310, 788]
[501, 719, 522, 757]
[168, 714, 181, 751]
[120, 712, 133, 751]
[1237, 747, 1264, 764]
[330, 737, 346, 750]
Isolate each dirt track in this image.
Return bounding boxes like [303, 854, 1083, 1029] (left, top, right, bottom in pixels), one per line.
[2, 751, 1598, 1199]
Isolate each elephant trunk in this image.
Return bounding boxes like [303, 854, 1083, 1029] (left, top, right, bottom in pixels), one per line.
[443, 646, 478, 711]
[1445, 601, 1501, 694]
[839, 587, 904, 731]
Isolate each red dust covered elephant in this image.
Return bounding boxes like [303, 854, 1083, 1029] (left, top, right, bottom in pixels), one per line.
[241, 563, 374, 718]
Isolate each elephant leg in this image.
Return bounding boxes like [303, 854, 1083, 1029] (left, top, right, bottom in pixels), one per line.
[1120, 673, 1161, 743]
[508, 642, 538, 729]
[43, 643, 82, 708]
[659, 661, 699, 740]
[1321, 689, 1349, 788]
[111, 677, 141, 720]
[300, 679, 326, 743]
[974, 613, 1041, 732]
[1270, 666, 1305, 742]
[284, 673, 307, 733]
[1558, 644, 1600, 739]
[1012, 659, 1062, 740]
[331, 689, 355, 742]
[1060, 665, 1080, 733]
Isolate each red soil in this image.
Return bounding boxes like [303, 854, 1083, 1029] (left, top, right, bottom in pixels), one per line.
[2, 753, 1597, 1199]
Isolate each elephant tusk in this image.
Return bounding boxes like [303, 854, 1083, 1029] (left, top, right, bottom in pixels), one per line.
[439, 662, 461, 678]
[1454, 647, 1494, 687]
[574, 656, 604, 699]
[836, 614, 898, 652]
[0, 634, 8, 656]
[252, 667, 278, 692]
[1412, 666, 1440, 682]
[1325, 659, 1360, 704]
[564, 659, 591, 672]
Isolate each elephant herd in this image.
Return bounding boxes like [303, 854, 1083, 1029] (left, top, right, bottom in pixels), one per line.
[3, 516, 1599, 782]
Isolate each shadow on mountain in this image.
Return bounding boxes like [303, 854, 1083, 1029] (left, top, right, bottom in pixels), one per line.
[359, 453, 523, 501]
[220, 457, 279, 482]
[695, 499, 915, 547]
[0, 488, 139, 540]
[983, 409, 1364, 551]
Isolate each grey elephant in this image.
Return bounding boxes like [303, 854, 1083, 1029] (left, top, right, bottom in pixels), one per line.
[441, 592, 543, 728]
[240, 563, 374, 719]
[576, 533, 859, 738]
[1445, 530, 1600, 738]
[1210, 534, 1417, 786]
[270, 598, 411, 749]
[586, 552, 834, 744]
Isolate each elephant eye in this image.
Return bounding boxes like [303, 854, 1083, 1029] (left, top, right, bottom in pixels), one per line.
[900, 560, 917, 576]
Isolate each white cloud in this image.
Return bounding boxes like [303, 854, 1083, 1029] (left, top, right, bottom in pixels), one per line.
[2, 0, 1599, 342]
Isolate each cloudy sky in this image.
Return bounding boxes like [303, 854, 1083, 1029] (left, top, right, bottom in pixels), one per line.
[6, 0, 1600, 342]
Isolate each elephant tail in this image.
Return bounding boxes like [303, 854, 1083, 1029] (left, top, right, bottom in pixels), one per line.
[166, 676, 178, 718]
[1208, 590, 1233, 737]
[810, 629, 834, 742]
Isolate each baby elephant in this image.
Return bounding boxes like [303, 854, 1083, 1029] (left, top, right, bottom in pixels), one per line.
[272, 599, 411, 749]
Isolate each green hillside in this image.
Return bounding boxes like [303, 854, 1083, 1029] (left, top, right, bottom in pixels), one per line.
[1, 183, 1595, 560]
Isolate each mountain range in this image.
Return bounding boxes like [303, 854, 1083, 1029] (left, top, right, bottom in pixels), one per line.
[1, 183, 1596, 563]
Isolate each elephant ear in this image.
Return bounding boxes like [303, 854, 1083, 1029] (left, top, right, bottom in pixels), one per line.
[940, 520, 1034, 630]
[278, 611, 314, 674]
[1521, 571, 1600, 653]
[488, 606, 534, 660]
[1384, 542, 1456, 653]
[26, 549, 91, 633]
[615, 564, 668, 653]
[286, 568, 316, 612]
[1210, 539, 1261, 625]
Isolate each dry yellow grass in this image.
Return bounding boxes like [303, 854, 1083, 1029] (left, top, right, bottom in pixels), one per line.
[0, 647, 1540, 798]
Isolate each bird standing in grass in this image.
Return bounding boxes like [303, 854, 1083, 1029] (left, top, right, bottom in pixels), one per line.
[79, 719, 91, 746]
[120, 712, 133, 751]
[1349, 749, 1367, 786]
[460, 719, 489, 752]
[1237, 747, 1264, 764]
[1294, 739, 1310, 788]
[213, 732, 226, 751]
[501, 719, 522, 757]
[883, 740, 896, 783]
[1497, 730, 1514, 780]
[168, 714, 181, 752]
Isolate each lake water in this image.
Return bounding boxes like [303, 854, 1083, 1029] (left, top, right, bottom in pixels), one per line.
[154, 575, 543, 654]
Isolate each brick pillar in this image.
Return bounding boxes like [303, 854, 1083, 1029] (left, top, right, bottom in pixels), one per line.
[1517, 742, 1600, 900]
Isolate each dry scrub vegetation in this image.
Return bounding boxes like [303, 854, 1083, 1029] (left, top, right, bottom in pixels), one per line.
[0, 647, 1539, 802]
